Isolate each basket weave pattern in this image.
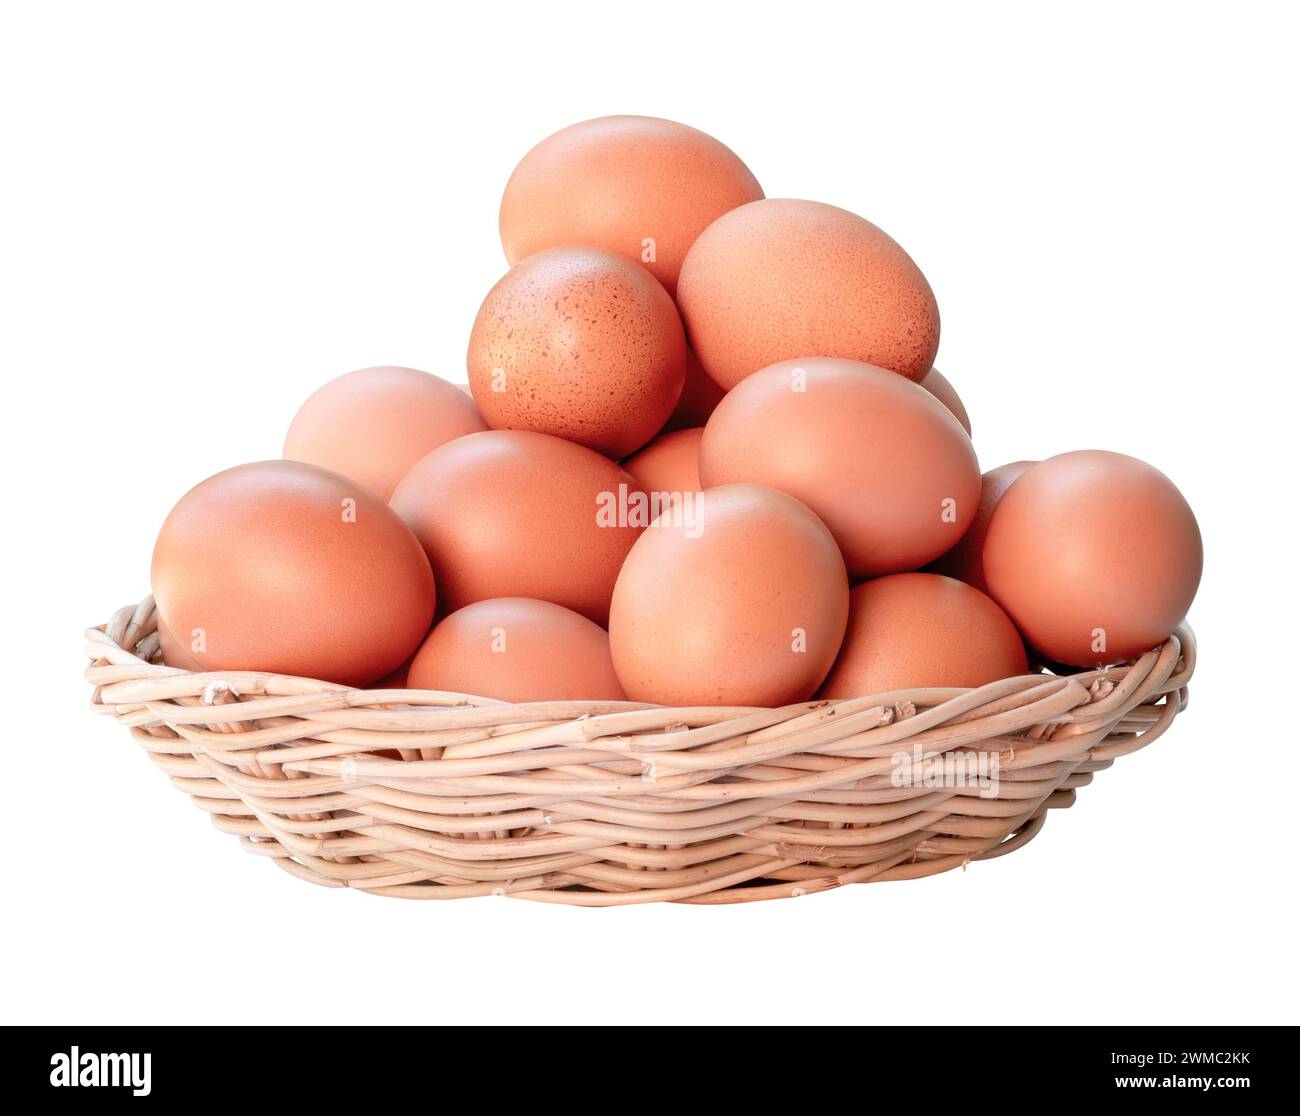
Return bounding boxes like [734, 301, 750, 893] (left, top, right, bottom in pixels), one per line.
[86, 597, 1194, 905]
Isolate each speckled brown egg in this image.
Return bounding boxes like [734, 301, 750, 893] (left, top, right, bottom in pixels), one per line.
[918, 367, 971, 435]
[983, 451, 1203, 666]
[677, 199, 940, 388]
[284, 366, 487, 500]
[408, 598, 626, 702]
[928, 460, 1035, 593]
[467, 247, 687, 458]
[622, 427, 703, 495]
[609, 484, 849, 706]
[151, 460, 435, 686]
[818, 573, 1028, 697]
[390, 430, 642, 625]
[700, 358, 980, 578]
[499, 115, 763, 295]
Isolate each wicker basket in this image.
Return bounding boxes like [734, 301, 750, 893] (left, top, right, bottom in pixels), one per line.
[85, 596, 1194, 905]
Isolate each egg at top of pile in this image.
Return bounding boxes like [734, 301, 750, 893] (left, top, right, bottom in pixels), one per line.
[499, 114, 764, 295]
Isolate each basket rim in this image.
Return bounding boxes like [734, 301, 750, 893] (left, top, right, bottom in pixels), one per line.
[87, 593, 1196, 719]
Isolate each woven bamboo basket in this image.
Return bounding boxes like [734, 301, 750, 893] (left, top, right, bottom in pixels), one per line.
[86, 596, 1194, 905]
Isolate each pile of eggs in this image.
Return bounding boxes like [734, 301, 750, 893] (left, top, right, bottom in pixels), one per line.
[150, 115, 1203, 707]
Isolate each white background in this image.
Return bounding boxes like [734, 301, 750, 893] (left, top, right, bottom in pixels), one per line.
[2, 0, 1296, 1026]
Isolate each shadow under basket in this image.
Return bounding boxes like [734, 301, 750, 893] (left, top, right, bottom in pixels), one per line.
[86, 597, 1195, 906]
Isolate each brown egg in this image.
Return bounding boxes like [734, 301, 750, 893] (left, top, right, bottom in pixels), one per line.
[984, 451, 1203, 666]
[391, 430, 642, 625]
[622, 428, 703, 495]
[928, 460, 1036, 593]
[918, 367, 971, 435]
[367, 658, 413, 690]
[151, 461, 435, 686]
[818, 573, 1028, 697]
[609, 484, 849, 706]
[283, 366, 487, 501]
[700, 358, 980, 578]
[499, 115, 763, 295]
[677, 199, 940, 388]
[660, 348, 727, 433]
[408, 598, 626, 702]
[155, 614, 206, 672]
[467, 247, 687, 458]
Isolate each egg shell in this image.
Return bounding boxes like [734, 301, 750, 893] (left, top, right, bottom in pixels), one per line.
[468, 247, 687, 458]
[390, 430, 643, 625]
[407, 598, 626, 702]
[918, 367, 971, 435]
[983, 450, 1203, 666]
[660, 347, 727, 433]
[700, 357, 980, 578]
[366, 659, 413, 690]
[609, 484, 849, 706]
[156, 614, 207, 672]
[927, 460, 1036, 593]
[283, 366, 487, 501]
[818, 573, 1028, 697]
[677, 198, 940, 388]
[499, 115, 763, 295]
[622, 427, 703, 496]
[151, 460, 436, 686]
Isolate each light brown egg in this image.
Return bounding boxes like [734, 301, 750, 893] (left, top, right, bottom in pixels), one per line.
[660, 348, 727, 433]
[499, 115, 763, 295]
[700, 358, 980, 578]
[622, 427, 703, 495]
[155, 614, 206, 672]
[677, 199, 940, 388]
[818, 573, 1028, 697]
[283, 366, 487, 501]
[467, 247, 687, 458]
[151, 460, 435, 686]
[609, 484, 849, 706]
[918, 367, 971, 435]
[983, 451, 1203, 666]
[408, 598, 626, 702]
[928, 460, 1036, 593]
[390, 430, 642, 625]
